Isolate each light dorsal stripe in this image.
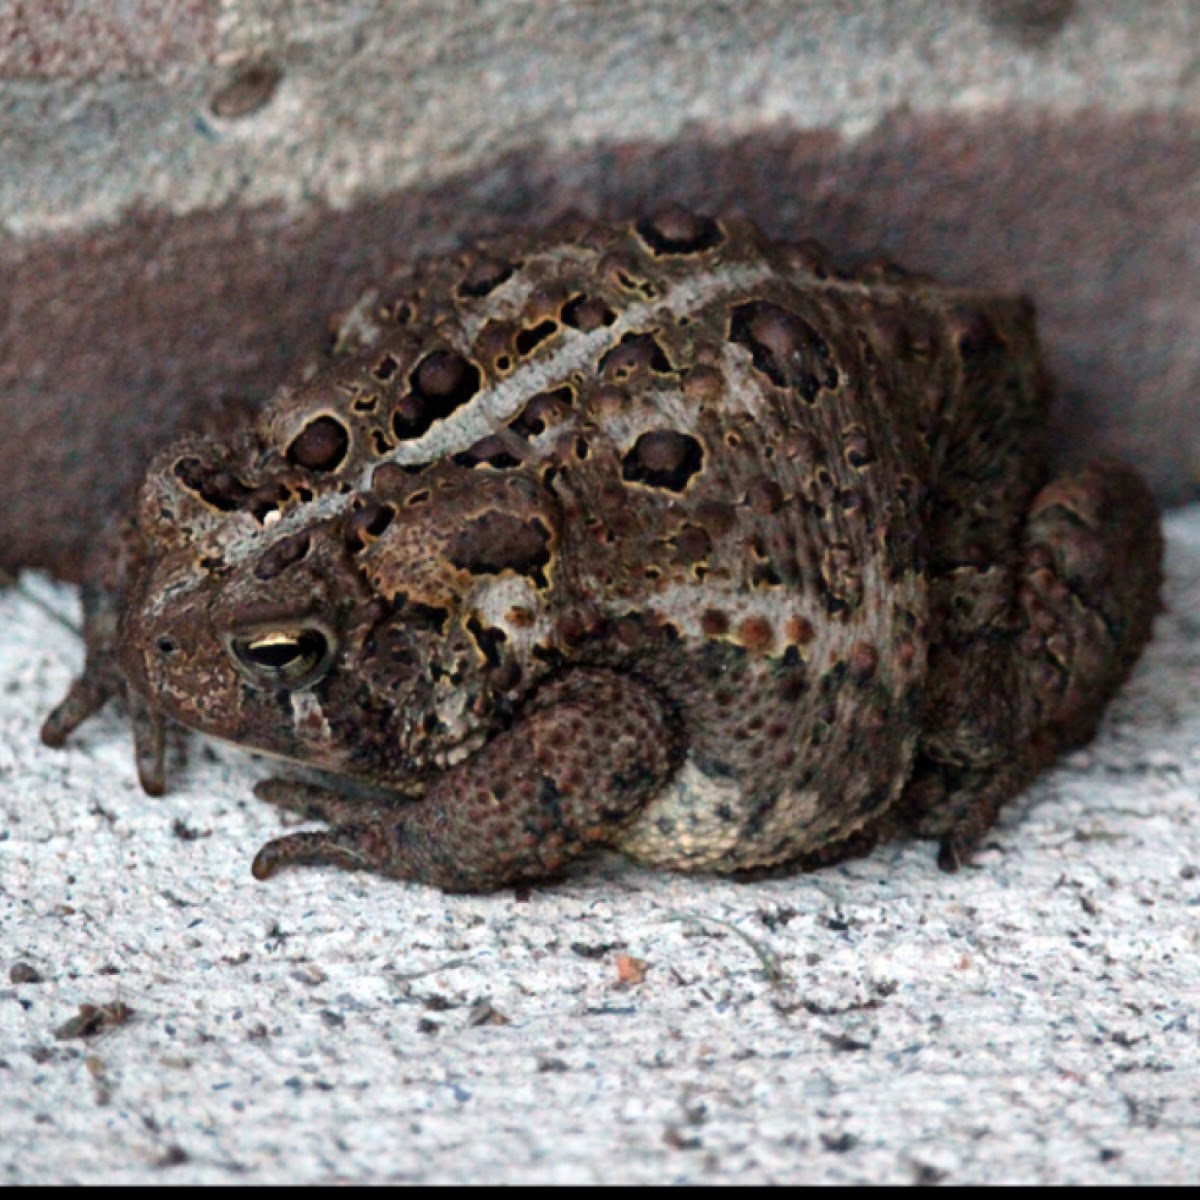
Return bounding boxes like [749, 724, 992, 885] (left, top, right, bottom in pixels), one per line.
[221, 259, 780, 566]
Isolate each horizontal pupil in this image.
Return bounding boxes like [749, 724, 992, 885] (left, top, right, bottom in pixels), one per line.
[246, 640, 305, 668]
[238, 629, 326, 671]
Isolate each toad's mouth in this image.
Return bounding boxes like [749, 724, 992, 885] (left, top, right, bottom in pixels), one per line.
[194, 706, 493, 795]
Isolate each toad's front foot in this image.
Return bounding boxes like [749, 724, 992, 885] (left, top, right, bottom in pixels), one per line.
[39, 519, 168, 793]
[249, 669, 681, 892]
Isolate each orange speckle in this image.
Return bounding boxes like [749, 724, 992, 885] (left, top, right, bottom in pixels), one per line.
[615, 954, 648, 985]
[785, 616, 815, 645]
[739, 616, 774, 654]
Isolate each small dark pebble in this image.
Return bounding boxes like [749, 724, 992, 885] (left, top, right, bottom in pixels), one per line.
[821, 1030, 871, 1053]
[913, 1161, 949, 1186]
[820, 1131, 858, 1153]
[54, 1001, 134, 1040]
[570, 941, 620, 960]
[466, 1000, 510, 1028]
[9, 961, 44, 985]
[172, 818, 211, 842]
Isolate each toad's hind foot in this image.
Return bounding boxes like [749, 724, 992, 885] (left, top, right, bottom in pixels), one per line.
[1019, 459, 1163, 749]
[904, 460, 1162, 869]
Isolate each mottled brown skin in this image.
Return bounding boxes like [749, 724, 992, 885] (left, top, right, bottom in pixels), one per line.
[42, 211, 1163, 892]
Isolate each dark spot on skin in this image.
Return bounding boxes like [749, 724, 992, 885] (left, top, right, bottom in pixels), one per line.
[509, 387, 574, 439]
[843, 426, 875, 469]
[393, 351, 482, 441]
[847, 642, 879, 684]
[777, 662, 807, 703]
[614, 268, 658, 297]
[402, 601, 450, 634]
[561, 294, 617, 331]
[574, 437, 590, 460]
[531, 642, 564, 667]
[599, 332, 673, 378]
[173, 456, 251, 512]
[515, 320, 559, 357]
[622, 430, 704, 492]
[613, 615, 644, 648]
[466, 616, 508, 668]
[695, 501, 736, 537]
[673, 523, 712, 563]
[746, 479, 785, 514]
[287, 415, 350, 471]
[353, 392, 380, 413]
[453, 435, 522, 469]
[701, 609, 729, 637]
[729, 301, 839, 400]
[209, 59, 282, 119]
[751, 557, 783, 589]
[343, 500, 396, 552]
[634, 208, 724, 256]
[254, 531, 312, 580]
[449, 512, 552, 584]
[251, 484, 298, 524]
[381, 298, 413, 325]
[371, 354, 399, 381]
[457, 257, 517, 298]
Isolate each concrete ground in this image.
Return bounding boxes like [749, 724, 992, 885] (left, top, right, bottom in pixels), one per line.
[1, 505, 1197, 1185]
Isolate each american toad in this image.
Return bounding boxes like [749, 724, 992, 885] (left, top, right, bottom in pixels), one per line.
[41, 211, 1163, 891]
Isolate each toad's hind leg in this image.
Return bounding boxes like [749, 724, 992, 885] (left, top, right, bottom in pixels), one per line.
[903, 461, 1162, 868]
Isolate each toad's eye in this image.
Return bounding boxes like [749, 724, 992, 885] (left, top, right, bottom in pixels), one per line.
[228, 627, 334, 690]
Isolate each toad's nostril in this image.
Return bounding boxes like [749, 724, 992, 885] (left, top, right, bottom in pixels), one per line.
[156, 636, 178, 655]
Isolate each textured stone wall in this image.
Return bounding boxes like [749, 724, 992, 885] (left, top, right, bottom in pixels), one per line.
[2, 0, 1198, 577]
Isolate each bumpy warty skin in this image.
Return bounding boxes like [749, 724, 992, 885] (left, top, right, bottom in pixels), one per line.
[42, 211, 1164, 891]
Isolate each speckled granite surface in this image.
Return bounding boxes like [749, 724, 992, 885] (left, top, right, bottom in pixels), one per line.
[1, 506, 1197, 1185]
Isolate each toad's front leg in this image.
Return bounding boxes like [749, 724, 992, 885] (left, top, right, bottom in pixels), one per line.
[39, 517, 169, 795]
[250, 669, 682, 892]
